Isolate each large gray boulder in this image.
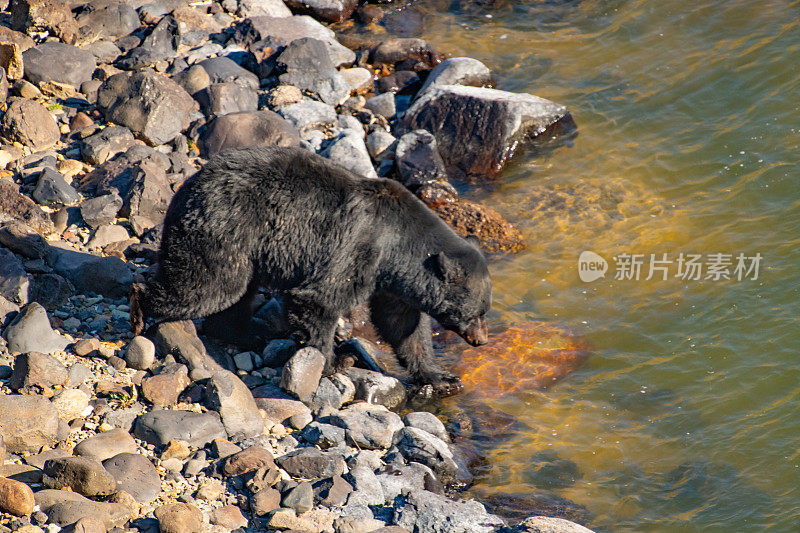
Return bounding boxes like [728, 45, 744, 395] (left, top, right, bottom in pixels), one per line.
[97, 70, 198, 146]
[22, 42, 96, 87]
[393, 490, 505, 533]
[200, 110, 300, 157]
[400, 84, 573, 181]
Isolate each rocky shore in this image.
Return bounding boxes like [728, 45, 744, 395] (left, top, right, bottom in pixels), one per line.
[0, 0, 588, 532]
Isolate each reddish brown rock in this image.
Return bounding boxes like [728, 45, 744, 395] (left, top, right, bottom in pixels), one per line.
[140, 372, 191, 407]
[430, 197, 524, 254]
[0, 476, 34, 516]
[455, 321, 590, 397]
[223, 446, 276, 477]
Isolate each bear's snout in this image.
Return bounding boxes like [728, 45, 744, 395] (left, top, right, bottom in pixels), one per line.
[463, 316, 489, 346]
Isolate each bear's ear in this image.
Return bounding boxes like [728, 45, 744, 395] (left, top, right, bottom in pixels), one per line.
[433, 251, 464, 283]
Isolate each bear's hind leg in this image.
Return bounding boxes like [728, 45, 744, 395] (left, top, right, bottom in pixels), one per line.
[369, 292, 463, 396]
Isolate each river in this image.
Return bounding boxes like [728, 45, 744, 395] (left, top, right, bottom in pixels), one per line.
[358, 1, 800, 531]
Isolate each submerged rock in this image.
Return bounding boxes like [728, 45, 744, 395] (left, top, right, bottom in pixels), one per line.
[430, 197, 525, 254]
[284, 0, 358, 23]
[401, 84, 573, 181]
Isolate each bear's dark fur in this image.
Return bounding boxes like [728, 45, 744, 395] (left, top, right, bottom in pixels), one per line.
[131, 146, 491, 393]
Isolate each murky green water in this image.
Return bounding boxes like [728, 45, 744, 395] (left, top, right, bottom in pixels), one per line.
[375, 1, 800, 530]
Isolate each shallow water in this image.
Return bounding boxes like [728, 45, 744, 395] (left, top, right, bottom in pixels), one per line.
[369, 1, 800, 530]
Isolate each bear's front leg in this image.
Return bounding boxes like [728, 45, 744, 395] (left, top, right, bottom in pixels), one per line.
[369, 292, 463, 396]
[283, 290, 341, 375]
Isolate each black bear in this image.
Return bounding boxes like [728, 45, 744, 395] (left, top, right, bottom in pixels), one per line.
[131, 146, 490, 394]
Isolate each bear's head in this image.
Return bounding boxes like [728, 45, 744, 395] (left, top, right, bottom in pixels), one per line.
[429, 243, 491, 346]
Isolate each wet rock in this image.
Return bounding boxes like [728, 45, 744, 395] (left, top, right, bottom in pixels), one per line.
[366, 129, 396, 161]
[322, 129, 377, 179]
[238, 0, 293, 17]
[49, 246, 133, 298]
[198, 57, 259, 90]
[74, 429, 137, 462]
[0, 394, 59, 454]
[97, 70, 198, 146]
[0, 221, 49, 259]
[276, 447, 346, 479]
[328, 403, 404, 450]
[35, 489, 131, 529]
[0, 181, 53, 234]
[102, 452, 161, 504]
[285, 0, 357, 23]
[198, 82, 258, 117]
[510, 516, 595, 533]
[275, 37, 350, 106]
[340, 67, 373, 94]
[223, 446, 276, 477]
[280, 346, 326, 404]
[212, 504, 249, 529]
[404, 412, 449, 442]
[345, 367, 406, 410]
[0, 247, 28, 305]
[283, 480, 314, 513]
[206, 369, 266, 439]
[401, 85, 572, 181]
[141, 371, 191, 407]
[431, 197, 524, 254]
[301, 421, 345, 449]
[33, 168, 80, 208]
[80, 127, 135, 166]
[76, 1, 140, 42]
[22, 43, 96, 87]
[51, 388, 90, 421]
[395, 130, 448, 188]
[80, 192, 123, 229]
[418, 57, 493, 97]
[0, 476, 34, 516]
[150, 320, 225, 376]
[365, 93, 396, 119]
[43, 456, 116, 498]
[125, 335, 155, 370]
[251, 487, 281, 516]
[393, 490, 505, 533]
[1, 98, 60, 150]
[393, 427, 458, 483]
[278, 99, 337, 131]
[200, 109, 300, 156]
[5, 304, 69, 355]
[117, 16, 179, 70]
[233, 15, 355, 67]
[371, 38, 441, 70]
[133, 409, 226, 447]
[154, 502, 203, 533]
[252, 383, 313, 424]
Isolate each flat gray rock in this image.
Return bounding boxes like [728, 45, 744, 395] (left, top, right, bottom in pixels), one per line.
[102, 452, 161, 503]
[22, 42, 96, 87]
[321, 130, 377, 179]
[393, 490, 505, 533]
[133, 409, 227, 448]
